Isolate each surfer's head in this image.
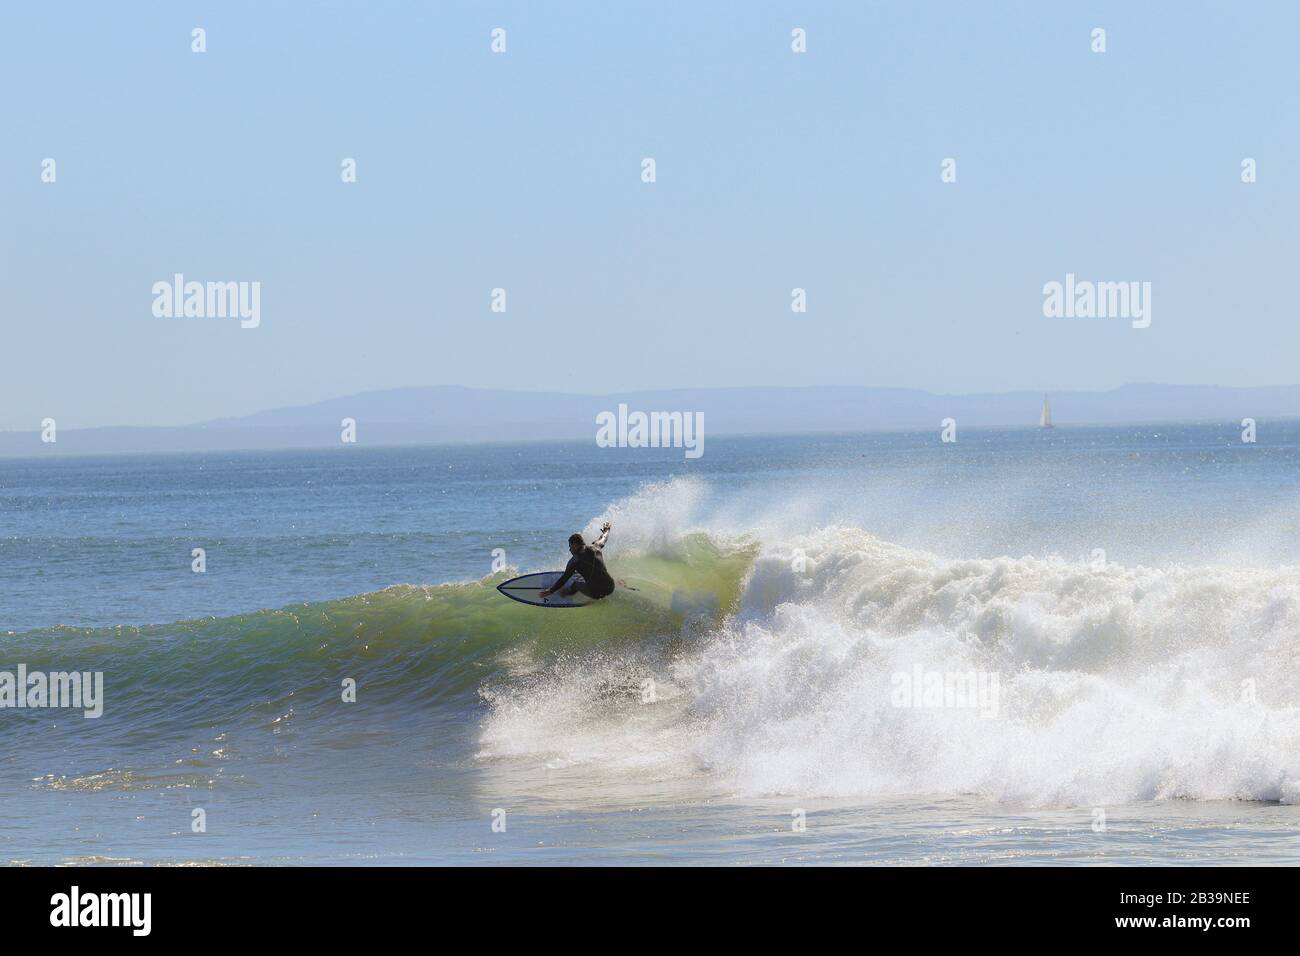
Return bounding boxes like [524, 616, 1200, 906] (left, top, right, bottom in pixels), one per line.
[568, 533, 585, 555]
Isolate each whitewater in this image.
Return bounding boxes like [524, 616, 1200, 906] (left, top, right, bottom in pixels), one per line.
[478, 480, 1300, 808]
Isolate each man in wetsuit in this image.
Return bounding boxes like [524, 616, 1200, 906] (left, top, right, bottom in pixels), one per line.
[539, 521, 616, 601]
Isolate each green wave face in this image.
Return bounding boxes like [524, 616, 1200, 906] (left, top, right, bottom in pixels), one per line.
[3, 534, 757, 749]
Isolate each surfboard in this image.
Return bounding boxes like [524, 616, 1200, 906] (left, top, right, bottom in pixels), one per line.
[496, 571, 593, 608]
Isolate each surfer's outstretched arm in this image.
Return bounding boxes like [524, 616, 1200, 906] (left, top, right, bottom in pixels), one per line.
[593, 521, 611, 549]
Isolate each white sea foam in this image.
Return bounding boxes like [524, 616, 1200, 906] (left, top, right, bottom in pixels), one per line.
[480, 481, 1300, 807]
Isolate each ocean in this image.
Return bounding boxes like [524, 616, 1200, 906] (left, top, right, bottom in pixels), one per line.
[3, 424, 1300, 865]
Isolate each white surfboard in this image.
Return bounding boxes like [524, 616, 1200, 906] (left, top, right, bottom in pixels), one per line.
[496, 571, 593, 608]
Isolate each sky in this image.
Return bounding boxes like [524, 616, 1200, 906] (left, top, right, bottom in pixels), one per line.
[2, 1, 1298, 428]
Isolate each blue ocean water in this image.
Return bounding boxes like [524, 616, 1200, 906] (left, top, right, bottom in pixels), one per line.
[3, 425, 1300, 864]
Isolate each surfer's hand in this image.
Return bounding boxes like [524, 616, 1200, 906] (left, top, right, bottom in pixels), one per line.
[601, 521, 611, 533]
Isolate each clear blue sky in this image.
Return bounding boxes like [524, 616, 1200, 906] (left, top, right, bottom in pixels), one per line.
[3, 2, 1297, 428]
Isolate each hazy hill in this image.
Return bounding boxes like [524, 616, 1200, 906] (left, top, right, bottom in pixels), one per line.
[4, 383, 1298, 458]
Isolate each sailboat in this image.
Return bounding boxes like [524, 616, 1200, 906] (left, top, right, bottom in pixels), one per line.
[1040, 395, 1054, 428]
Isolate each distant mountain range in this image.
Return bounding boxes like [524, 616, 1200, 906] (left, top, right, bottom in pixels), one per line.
[5, 383, 1300, 458]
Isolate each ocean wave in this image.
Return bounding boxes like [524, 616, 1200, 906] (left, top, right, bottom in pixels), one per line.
[10, 477, 1300, 807]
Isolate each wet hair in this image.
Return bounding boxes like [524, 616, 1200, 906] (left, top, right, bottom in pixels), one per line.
[568, 533, 585, 549]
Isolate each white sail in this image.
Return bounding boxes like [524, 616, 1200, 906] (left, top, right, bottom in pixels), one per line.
[1040, 396, 1053, 428]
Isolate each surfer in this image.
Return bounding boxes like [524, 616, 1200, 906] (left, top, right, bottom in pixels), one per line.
[539, 522, 616, 601]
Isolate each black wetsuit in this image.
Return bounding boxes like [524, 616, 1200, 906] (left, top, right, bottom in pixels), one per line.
[555, 545, 615, 599]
